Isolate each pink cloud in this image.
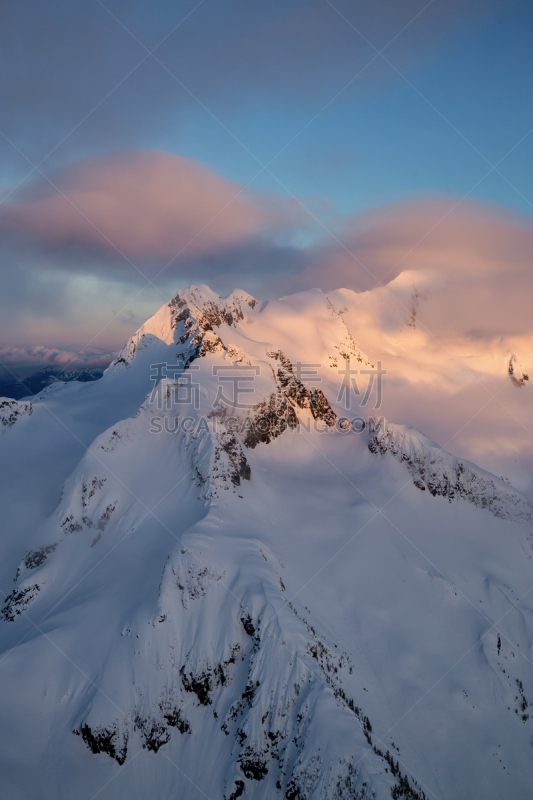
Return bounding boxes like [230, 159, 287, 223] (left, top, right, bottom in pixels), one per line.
[281, 198, 533, 337]
[0, 345, 115, 372]
[296, 198, 532, 286]
[1, 150, 300, 264]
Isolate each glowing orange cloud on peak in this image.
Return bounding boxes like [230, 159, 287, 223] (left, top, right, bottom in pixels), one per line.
[277, 198, 533, 339]
[296, 198, 533, 290]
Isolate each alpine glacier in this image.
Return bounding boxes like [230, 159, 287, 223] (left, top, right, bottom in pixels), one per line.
[0, 285, 532, 800]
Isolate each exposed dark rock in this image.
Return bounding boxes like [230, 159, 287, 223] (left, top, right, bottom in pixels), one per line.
[508, 354, 529, 388]
[241, 681, 257, 708]
[97, 503, 116, 531]
[390, 773, 427, 800]
[199, 331, 225, 356]
[168, 296, 187, 312]
[219, 432, 251, 485]
[78, 722, 128, 765]
[226, 779, 245, 800]
[285, 783, 303, 800]
[180, 669, 212, 705]
[134, 705, 191, 752]
[0, 399, 33, 428]
[24, 544, 57, 570]
[241, 350, 337, 448]
[136, 717, 170, 752]
[238, 748, 268, 780]
[308, 388, 336, 427]
[241, 615, 255, 636]
[243, 393, 299, 449]
[60, 514, 83, 534]
[163, 707, 191, 733]
[1, 584, 40, 621]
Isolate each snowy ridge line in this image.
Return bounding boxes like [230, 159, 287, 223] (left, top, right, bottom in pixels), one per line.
[367, 418, 533, 523]
[325, 294, 374, 370]
[179, 348, 341, 497]
[111, 284, 257, 370]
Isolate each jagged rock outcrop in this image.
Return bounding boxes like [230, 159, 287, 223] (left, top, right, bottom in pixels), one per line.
[0, 584, 40, 621]
[112, 285, 257, 370]
[241, 351, 337, 449]
[368, 418, 533, 522]
[508, 354, 529, 388]
[0, 398, 32, 430]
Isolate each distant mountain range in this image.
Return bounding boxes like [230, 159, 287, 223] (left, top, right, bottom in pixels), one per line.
[0, 366, 104, 400]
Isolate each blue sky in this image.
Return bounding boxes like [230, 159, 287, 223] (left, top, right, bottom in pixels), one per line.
[165, 0, 532, 217]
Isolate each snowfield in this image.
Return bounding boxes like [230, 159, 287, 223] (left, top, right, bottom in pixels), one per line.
[0, 285, 532, 800]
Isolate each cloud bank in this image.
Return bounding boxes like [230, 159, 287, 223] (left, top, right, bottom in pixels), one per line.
[277, 197, 533, 339]
[1, 150, 301, 268]
[0, 345, 115, 376]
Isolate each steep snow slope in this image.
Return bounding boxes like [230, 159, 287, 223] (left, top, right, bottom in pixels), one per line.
[0, 285, 532, 800]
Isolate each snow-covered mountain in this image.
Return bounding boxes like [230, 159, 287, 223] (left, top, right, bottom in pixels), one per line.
[0, 285, 532, 800]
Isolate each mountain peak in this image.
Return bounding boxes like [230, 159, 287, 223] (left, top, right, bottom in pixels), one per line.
[112, 284, 258, 370]
[169, 283, 257, 310]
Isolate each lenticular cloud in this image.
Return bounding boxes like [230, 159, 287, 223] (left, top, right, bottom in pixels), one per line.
[0, 150, 300, 264]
